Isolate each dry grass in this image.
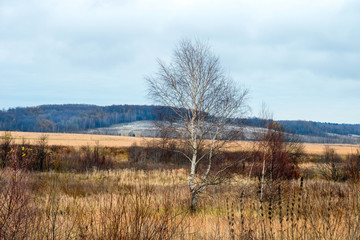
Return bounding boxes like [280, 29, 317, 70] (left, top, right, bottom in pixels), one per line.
[1, 131, 147, 148]
[2, 132, 360, 239]
[2, 131, 359, 155]
[302, 143, 360, 155]
[2, 166, 360, 239]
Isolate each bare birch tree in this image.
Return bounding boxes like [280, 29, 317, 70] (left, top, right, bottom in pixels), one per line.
[146, 39, 248, 212]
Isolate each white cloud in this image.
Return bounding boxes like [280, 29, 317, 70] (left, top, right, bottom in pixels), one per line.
[0, 0, 359, 123]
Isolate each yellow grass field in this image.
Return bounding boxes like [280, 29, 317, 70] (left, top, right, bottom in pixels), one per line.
[2, 131, 359, 155]
[1, 131, 146, 147]
[1, 131, 360, 239]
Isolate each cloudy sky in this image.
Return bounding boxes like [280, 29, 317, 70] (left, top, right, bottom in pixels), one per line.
[1, 0, 359, 123]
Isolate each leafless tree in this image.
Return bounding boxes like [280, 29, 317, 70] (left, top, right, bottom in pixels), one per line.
[146, 39, 248, 212]
[254, 106, 303, 218]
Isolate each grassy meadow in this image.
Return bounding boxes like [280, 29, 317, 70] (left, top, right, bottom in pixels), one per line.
[1, 131, 360, 239]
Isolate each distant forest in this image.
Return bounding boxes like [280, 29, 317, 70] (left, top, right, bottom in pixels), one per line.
[0, 104, 159, 132]
[0, 104, 359, 139]
[241, 118, 360, 138]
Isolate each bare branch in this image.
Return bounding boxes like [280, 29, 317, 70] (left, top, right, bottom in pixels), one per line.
[146, 39, 249, 212]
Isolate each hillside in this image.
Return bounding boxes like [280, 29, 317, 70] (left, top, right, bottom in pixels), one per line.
[0, 104, 159, 132]
[1, 104, 359, 143]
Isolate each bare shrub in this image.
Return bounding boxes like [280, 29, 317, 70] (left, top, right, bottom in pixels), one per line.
[0, 148, 35, 239]
[128, 140, 190, 170]
[26, 134, 49, 171]
[83, 143, 113, 170]
[0, 132, 13, 168]
[53, 144, 113, 172]
[344, 150, 360, 183]
[254, 121, 302, 180]
[319, 147, 345, 181]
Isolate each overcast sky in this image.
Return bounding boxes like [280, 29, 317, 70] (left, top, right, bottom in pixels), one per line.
[1, 0, 359, 123]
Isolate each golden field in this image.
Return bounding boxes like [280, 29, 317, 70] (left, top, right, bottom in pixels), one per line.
[1, 130, 360, 239]
[1, 131, 146, 147]
[2, 163, 360, 239]
[2, 131, 359, 155]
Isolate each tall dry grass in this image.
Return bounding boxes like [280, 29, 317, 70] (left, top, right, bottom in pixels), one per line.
[2, 163, 360, 239]
[1, 133, 360, 239]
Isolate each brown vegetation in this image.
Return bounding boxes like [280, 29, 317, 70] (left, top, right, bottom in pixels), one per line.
[2, 131, 358, 155]
[1, 132, 360, 239]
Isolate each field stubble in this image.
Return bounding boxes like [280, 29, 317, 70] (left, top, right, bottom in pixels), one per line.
[2, 131, 359, 155]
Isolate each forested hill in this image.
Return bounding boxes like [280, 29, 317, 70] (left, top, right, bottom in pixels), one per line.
[0, 104, 359, 139]
[0, 104, 160, 132]
[244, 118, 360, 138]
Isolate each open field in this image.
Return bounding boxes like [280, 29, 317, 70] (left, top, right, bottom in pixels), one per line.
[1, 131, 147, 147]
[1, 131, 360, 239]
[2, 131, 359, 155]
[2, 160, 360, 239]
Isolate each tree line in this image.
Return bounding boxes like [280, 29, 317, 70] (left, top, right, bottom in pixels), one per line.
[0, 104, 359, 141]
[241, 118, 360, 138]
[0, 104, 159, 132]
